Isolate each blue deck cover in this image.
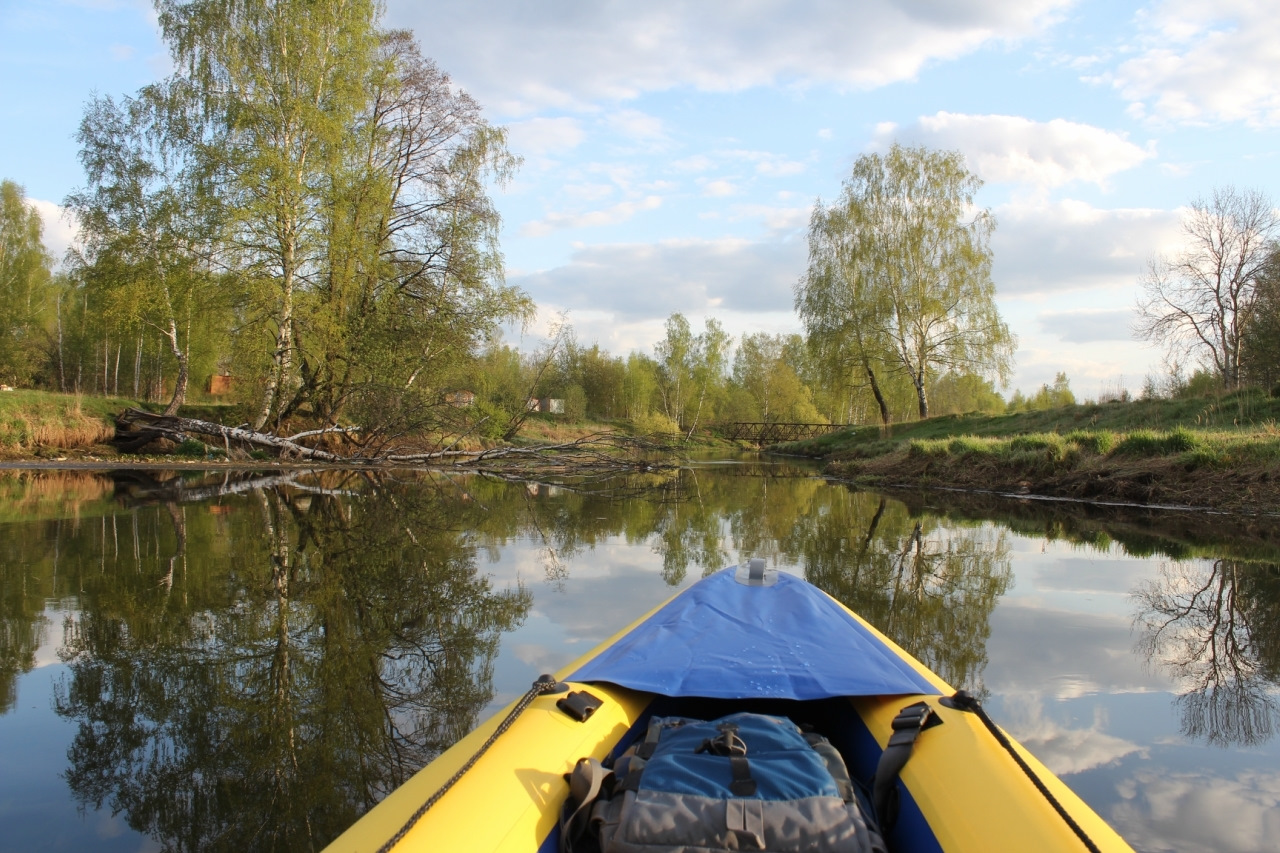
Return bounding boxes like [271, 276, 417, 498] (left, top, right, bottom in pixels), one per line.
[569, 567, 940, 699]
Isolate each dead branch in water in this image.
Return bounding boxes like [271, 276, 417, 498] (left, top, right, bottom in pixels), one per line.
[113, 408, 675, 473]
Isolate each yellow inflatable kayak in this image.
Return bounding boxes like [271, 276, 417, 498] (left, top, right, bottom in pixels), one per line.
[326, 562, 1133, 853]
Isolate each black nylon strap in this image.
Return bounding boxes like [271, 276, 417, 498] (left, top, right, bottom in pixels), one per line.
[872, 702, 934, 831]
[636, 717, 666, 759]
[728, 755, 757, 796]
[946, 691, 1103, 853]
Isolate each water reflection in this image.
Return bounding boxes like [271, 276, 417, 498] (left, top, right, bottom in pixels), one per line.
[790, 490, 1012, 694]
[1133, 558, 1280, 747]
[2, 467, 1280, 852]
[45, 469, 531, 852]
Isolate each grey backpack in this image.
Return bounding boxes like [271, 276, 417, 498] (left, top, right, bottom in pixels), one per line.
[562, 712, 887, 853]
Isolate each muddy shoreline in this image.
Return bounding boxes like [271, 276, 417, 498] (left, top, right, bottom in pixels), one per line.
[5, 440, 1279, 517]
[824, 450, 1280, 516]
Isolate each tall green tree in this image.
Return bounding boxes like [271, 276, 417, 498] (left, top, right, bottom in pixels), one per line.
[0, 180, 54, 386]
[622, 351, 661, 424]
[67, 87, 219, 414]
[731, 332, 825, 423]
[797, 144, 1014, 420]
[1240, 246, 1280, 390]
[797, 199, 896, 426]
[655, 313, 731, 434]
[301, 31, 529, 430]
[928, 371, 1005, 416]
[156, 0, 384, 429]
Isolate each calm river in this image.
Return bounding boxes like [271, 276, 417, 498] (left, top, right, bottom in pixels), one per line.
[0, 462, 1277, 852]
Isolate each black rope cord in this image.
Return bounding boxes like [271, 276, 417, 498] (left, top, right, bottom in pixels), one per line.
[948, 690, 1103, 853]
[376, 675, 563, 853]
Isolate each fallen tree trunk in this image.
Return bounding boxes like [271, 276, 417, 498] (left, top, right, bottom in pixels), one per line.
[115, 408, 349, 462]
[113, 408, 671, 472]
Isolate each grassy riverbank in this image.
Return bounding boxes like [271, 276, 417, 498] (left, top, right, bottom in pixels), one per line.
[0, 390, 121, 457]
[0, 390, 241, 459]
[776, 390, 1280, 514]
[0, 390, 729, 461]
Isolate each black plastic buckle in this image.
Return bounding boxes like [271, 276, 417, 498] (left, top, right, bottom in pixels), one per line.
[557, 690, 604, 722]
[887, 702, 938, 747]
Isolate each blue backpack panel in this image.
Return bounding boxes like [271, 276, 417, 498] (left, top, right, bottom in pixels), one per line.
[565, 712, 886, 853]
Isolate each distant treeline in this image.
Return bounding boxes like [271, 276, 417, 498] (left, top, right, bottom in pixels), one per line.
[4, 4, 1280, 440]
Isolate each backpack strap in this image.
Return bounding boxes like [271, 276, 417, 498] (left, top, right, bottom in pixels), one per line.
[804, 732, 856, 803]
[635, 716, 668, 758]
[872, 702, 937, 831]
[561, 757, 612, 853]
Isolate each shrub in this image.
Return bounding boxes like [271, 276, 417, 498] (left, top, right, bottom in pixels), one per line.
[175, 439, 208, 457]
[1008, 434, 1064, 454]
[632, 410, 681, 437]
[947, 436, 993, 456]
[907, 439, 948, 459]
[1113, 427, 1200, 457]
[1064, 430, 1115, 454]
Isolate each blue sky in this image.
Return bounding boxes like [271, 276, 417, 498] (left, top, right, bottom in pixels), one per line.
[4, 0, 1279, 397]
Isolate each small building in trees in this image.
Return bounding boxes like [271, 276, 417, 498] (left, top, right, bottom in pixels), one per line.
[526, 398, 565, 414]
[444, 390, 476, 408]
[207, 374, 234, 395]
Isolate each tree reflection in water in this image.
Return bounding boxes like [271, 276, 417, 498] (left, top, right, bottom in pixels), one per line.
[29, 462, 1280, 849]
[1133, 558, 1280, 747]
[795, 489, 1013, 695]
[52, 470, 530, 852]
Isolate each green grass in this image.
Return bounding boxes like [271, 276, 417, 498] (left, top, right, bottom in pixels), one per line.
[0, 389, 246, 452]
[0, 389, 128, 450]
[774, 391, 1280, 495]
[778, 389, 1280, 460]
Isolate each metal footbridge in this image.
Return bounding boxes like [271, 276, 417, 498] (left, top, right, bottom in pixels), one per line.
[719, 422, 847, 444]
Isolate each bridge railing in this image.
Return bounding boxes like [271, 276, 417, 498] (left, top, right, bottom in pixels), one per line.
[718, 422, 849, 444]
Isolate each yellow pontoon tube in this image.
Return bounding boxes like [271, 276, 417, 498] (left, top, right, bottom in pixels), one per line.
[327, 563, 1133, 853]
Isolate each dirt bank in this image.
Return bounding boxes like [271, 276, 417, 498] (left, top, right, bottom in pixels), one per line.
[826, 450, 1279, 515]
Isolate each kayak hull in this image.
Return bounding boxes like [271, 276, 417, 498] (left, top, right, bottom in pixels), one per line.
[326, 569, 1133, 852]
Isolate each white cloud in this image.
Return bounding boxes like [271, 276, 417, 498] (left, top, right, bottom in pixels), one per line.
[672, 155, 715, 173]
[562, 182, 615, 202]
[717, 148, 810, 179]
[604, 109, 666, 141]
[386, 0, 1073, 114]
[754, 158, 807, 178]
[28, 198, 77, 264]
[992, 199, 1181, 296]
[727, 204, 810, 233]
[1037, 308, 1135, 343]
[1110, 769, 1280, 853]
[988, 603, 1170, 698]
[506, 117, 585, 157]
[1001, 694, 1147, 776]
[508, 236, 805, 323]
[520, 195, 662, 237]
[702, 180, 737, 198]
[1111, 1, 1280, 126]
[874, 112, 1153, 189]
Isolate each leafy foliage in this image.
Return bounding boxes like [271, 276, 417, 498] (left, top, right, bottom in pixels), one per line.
[0, 180, 55, 386]
[797, 144, 1015, 422]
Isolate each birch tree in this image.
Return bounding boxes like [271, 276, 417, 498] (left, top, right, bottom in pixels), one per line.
[796, 199, 896, 425]
[797, 144, 1014, 420]
[156, 0, 383, 429]
[656, 313, 730, 433]
[302, 31, 529, 429]
[67, 87, 214, 414]
[0, 181, 54, 386]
